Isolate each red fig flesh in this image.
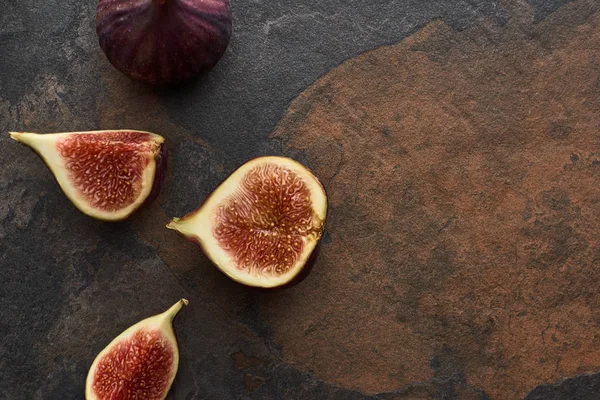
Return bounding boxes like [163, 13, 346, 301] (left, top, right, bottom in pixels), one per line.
[96, 0, 232, 85]
[9, 130, 166, 221]
[167, 157, 328, 288]
[85, 299, 188, 400]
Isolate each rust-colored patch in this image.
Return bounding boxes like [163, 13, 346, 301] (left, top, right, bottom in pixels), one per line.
[96, 63, 235, 301]
[266, 1, 600, 399]
[243, 374, 266, 393]
[96, 64, 211, 149]
[231, 350, 271, 370]
[232, 351, 270, 393]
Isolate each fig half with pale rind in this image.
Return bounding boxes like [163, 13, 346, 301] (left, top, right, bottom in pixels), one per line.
[9, 130, 166, 221]
[85, 299, 188, 400]
[167, 156, 328, 288]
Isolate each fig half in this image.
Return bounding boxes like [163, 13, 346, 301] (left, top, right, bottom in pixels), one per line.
[167, 157, 328, 288]
[85, 299, 188, 400]
[9, 130, 166, 221]
[96, 0, 232, 85]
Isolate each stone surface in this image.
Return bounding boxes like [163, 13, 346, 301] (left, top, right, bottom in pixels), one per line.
[1, 0, 600, 399]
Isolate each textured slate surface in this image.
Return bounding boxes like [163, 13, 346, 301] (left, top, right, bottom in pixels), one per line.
[1, 0, 600, 399]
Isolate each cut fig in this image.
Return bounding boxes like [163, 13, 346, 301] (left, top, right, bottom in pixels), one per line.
[167, 156, 328, 288]
[85, 299, 188, 400]
[9, 130, 166, 221]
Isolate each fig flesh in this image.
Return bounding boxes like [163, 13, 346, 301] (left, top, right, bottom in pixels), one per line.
[85, 299, 188, 400]
[167, 157, 328, 288]
[96, 0, 232, 85]
[9, 130, 166, 222]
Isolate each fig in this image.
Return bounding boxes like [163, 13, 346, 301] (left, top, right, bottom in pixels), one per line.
[9, 130, 166, 222]
[96, 0, 232, 85]
[85, 299, 188, 400]
[167, 156, 328, 288]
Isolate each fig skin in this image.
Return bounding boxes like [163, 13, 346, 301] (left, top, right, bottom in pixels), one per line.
[167, 156, 328, 289]
[140, 143, 168, 215]
[9, 130, 167, 222]
[96, 0, 232, 85]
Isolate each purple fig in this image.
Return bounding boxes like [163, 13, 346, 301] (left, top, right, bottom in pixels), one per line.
[96, 0, 232, 85]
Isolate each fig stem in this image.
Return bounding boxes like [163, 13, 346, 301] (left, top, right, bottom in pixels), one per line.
[166, 218, 181, 230]
[166, 218, 197, 238]
[9, 131, 26, 143]
[9, 131, 40, 149]
[162, 298, 189, 323]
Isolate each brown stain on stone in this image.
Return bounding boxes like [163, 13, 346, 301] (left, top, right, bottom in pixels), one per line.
[231, 351, 270, 393]
[231, 350, 271, 370]
[95, 65, 235, 296]
[266, 1, 600, 399]
[96, 65, 214, 149]
[243, 374, 266, 393]
[96, 70, 196, 269]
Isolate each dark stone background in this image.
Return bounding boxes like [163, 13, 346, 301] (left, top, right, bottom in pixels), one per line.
[1, 0, 600, 399]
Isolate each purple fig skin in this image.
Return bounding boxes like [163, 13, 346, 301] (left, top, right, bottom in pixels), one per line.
[141, 142, 168, 210]
[97, 0, 232, 85]
[130, 141, 168, 220]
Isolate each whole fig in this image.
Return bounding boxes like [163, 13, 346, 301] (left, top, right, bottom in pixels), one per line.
[96, 0, 232, 85]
